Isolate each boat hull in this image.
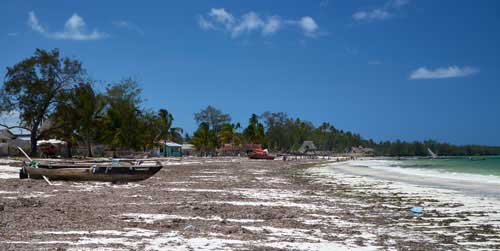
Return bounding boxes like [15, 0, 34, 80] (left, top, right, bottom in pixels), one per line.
[248, 154, 275, 160]
[22, 164, 162, 182]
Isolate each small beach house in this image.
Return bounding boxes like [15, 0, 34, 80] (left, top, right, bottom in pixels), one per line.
[161, 142, 183, 157]
[181, 143, 195, 156]
[351, 146, 375, 157]
[218, 144, 241, 156]
[0, 129, 30, 156]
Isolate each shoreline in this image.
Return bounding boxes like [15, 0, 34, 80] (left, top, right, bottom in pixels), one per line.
[307, 160, 500, 249]
[327, 159, 500, 197]
[0, 158, 499, 250]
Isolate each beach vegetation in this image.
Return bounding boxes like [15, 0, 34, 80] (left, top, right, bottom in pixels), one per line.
[2, 49, 499, 157]
[47, 82, 105, 157]
[191, 122, 217, 156]
[194, 105, 231, 133]
[0, 48, 85, 156]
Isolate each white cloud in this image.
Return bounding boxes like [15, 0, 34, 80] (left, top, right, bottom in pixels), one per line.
[28, 11, 45, 33]
[368, 60, 382, 65]
[298, 16, 319, 37]
[262, 16, 282, 35]
[209, 8, 235, 28]
[232, 12, 264, 37]
[353, 9, 391, 21]
[392, 0, 410, 8]
[198, 16, 215, 30]
[198, 8, 320, 38]
[27, 11, 108, 40]
[112, 20, 144, 35]
[409, 66, 479, 80]
[353, 0, 410, 22]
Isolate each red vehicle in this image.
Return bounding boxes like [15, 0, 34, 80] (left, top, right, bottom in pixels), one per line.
[248, 149, 275, 160]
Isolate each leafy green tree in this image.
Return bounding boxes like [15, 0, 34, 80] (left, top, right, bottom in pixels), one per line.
[138, 110, 160, 151]
[218, 123, 236, 144]
[193, 105, 231, 149]
[262, 112, 289, 151]
[100, 79, 144, 153]
[47, 82, 105, 157]
[158, 109, 183, 143]
[0, 49, 85, 156]
[45, 91, 79, 158]
[194, 105, 231, 133]
[168, 127, 184, 143]
[139, 108, 183, 150]
[157, 109, 174, 141]
[243, 114, 265, 144]
[73, 83, 106, 156]
[57, 82, 106, 156]
[191, 122, 216, 156]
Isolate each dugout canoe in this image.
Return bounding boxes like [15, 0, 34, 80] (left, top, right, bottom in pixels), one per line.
[19, 161, 163, 182]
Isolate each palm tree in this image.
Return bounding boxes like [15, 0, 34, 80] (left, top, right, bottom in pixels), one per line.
[191, 122, 215, 156]
[158, 109, 173, 141]
[73, 83, 106, 157]
[168, 127, 184, 143]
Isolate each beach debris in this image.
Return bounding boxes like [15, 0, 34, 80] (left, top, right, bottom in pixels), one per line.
[410, 207, 423, 215]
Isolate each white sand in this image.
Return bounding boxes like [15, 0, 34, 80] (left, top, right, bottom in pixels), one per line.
[121, 213, 265, 224]
[307, 160, 500, 248]
[0, 165, 19, 179]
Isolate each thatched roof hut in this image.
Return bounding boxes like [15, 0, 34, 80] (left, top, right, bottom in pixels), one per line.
[298, 141, 317, 154]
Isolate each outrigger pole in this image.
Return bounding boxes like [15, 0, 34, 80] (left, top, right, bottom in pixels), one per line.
[17, 146, 53, 185]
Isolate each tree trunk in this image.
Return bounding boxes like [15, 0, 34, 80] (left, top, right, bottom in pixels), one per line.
[30, 132, 38, 157]
[87, 140, 93, 157]
[67, 142, 73, 158]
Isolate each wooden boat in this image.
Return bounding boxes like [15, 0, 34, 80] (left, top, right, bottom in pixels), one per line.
[19, 161, 163, 182]
[248, 153, 275, 160]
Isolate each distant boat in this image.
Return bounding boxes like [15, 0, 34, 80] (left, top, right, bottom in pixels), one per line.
[248, 149, 275, 160]
[427, 148, 438, 159]
[469, 157, 486, 161]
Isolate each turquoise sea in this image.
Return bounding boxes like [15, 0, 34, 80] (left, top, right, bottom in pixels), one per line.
[397, 156, 500, 177]
[333, 156, 500, 195]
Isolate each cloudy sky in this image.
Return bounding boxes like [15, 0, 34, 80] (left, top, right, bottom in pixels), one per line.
[1, 1, 499, 145]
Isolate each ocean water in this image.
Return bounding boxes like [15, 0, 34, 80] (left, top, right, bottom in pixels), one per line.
[351, 156, 500, 186]
[398, 156, 500, 177]
[327, 157, 500, 196]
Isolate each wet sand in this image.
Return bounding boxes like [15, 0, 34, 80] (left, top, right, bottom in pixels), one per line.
[0, 158, 499, 250]
[329, 160, 500, 197]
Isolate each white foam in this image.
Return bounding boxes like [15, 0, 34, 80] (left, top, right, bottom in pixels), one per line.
[345, 159, 500, 185]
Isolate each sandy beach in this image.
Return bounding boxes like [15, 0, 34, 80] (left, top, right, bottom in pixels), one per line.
[1, 158, 499, 250]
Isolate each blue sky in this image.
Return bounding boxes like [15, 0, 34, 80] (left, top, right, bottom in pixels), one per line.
[1, 0, 499, 145]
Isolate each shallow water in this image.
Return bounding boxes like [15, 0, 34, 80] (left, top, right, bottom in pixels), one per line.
[399, 155, 500, 176]
[329, 159, 500, 198]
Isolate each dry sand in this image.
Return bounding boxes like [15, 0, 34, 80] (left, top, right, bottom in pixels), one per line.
[0, 157, 499, 250]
